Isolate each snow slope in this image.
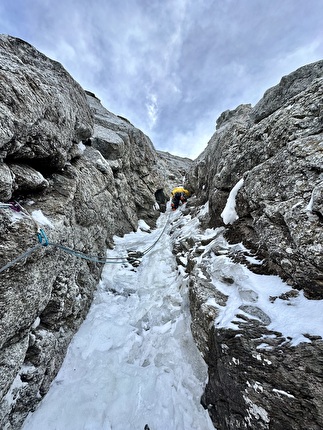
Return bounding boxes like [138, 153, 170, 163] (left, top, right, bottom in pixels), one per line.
[22, 202, 323, 430]
[22, 210, 214, 430]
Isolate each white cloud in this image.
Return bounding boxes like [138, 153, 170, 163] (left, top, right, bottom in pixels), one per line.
[275, 38, 323, 75]
[1, 0, 323, 159]
[159, 115, 217, 160]
[146, 93, 159, 128]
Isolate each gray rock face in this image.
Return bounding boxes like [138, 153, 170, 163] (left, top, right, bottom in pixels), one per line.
[0, 36, 190, 429]
[85, 92, 166, 225]
[185, 61, 323, 429]
[0, 35, 93, 170]
[188, 60, 323, 300]
[182, 221, 323, 430]
[252, 60, 323, 122]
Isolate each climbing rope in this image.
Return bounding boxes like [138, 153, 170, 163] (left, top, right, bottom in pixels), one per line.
[0, 243, 44, 274]
[125, 213, 171, 266]
[140, 213, 170, 256]
[0, 202, 171, 274]
[48, 243, 129, 264]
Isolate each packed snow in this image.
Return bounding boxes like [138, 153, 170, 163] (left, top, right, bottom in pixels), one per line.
[21, 201, 323, 430]
[220, 178, 244, 224]
[22, 209, 214, 430]
[305, 188, 315, 212]
[31, 209, 55, 228]
[207, 246, 323, 346]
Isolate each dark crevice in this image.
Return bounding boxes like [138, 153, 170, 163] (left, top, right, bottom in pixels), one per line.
[313, 210, 323, 223]
[6, 157, 60, 177]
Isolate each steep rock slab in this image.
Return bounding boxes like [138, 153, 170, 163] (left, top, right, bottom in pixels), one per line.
[157, 150, 193, 192]
[86, 92, 166, 225]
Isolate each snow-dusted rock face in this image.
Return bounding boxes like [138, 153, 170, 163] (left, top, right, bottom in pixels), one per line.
[188, 60, 323, 300]
[185, 61, 323, 429]
[0, 36, 189, 429]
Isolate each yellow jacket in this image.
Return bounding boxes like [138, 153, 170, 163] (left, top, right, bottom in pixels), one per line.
[171, 187, 190, 197]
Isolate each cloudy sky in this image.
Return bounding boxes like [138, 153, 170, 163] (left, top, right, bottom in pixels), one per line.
[1, 0, 322, 159]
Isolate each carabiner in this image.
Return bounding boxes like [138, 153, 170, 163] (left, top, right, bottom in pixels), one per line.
[37, 228, 49, 246]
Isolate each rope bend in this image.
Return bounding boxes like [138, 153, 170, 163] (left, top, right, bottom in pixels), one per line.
[0, 202, 171, 273]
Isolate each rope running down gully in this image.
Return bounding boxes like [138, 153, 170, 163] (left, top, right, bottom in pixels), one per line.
[0, 202, 170, 274]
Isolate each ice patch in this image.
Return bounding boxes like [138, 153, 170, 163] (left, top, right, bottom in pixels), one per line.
[221, 178, 244, 224]
[31, 210, 54, 228]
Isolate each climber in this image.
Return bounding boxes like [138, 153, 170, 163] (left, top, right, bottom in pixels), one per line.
[170, 186, 190, 211]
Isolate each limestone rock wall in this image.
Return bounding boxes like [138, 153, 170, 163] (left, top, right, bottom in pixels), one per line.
[188, 60, 323, 300]
[185, 61, 323, 429]
[0, 35, 184, 429]
[183, 219, 323, 430]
